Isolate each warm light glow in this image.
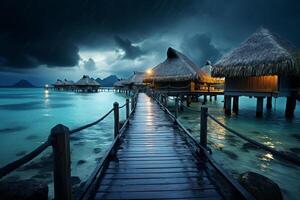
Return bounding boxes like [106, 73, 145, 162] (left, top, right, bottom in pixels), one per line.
[45, 84, 49, 88]
[146, 69, 153, 75]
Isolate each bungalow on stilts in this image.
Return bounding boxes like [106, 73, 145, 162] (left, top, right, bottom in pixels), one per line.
[212, 28, 300, 118]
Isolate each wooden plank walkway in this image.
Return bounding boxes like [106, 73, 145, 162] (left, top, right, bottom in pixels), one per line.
[93, 93, 223, 200]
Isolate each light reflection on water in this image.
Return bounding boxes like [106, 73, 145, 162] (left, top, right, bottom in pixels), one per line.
[0, 88, 128, 198]
[169, 96, 300, 200]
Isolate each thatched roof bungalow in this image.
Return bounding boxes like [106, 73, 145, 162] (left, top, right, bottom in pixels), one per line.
[145, 47, 220, 92]
[212, 28, 300, 117]
[75, 75, 100, 92]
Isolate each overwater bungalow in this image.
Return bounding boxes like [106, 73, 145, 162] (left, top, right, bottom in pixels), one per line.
[74, 75, 100, 92]
[145, 47, 222, 93]
[212, 28, 300, 117]
[126, 71, 147, 91]
[63, 79, 75, 91]
[52, 79, 64, 90]
[113, 79, 130, 92]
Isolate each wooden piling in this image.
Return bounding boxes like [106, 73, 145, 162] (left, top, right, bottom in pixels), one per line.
[51, 124, 71, 200]
[266, 96, 272, 110]
[126, 99, 129, 120]
[209, 95, 212, 102]
[200, 107, 208, 149]
[256, 97, 264, 117]
[204, 95, 207, 103]
[175, 97, 179, 118]
[233, 96, 239, 114]
[113, 102, 119, 138]
[224, 95, 232, 116]
[285, 97, 296, 118]
[214, 95, 217, 101]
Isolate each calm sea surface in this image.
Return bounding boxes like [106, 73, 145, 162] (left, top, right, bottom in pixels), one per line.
[0, 88, 299, 199]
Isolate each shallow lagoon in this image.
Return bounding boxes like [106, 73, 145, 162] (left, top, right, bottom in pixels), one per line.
[0, 89, 299, 199]
[172, 96, 300, 200]
[0, 88, 128, 197]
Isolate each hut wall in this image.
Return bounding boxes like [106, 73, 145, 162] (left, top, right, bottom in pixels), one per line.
[225, 76, 278, 93]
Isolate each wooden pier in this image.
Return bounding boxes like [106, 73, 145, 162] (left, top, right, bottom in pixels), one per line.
[94, 93, 223, 199]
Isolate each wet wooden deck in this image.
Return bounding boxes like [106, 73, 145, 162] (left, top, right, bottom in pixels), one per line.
[93, 93, 223, 199]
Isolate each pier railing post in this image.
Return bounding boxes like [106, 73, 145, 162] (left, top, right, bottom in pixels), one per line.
[114, 102, 119, 138]
[51, 124, 71, 200]
[126, 99, 129, 120]
[131, 96, 134, 111]
[200, 107, 208, 150]
[175, 97, 179, 118]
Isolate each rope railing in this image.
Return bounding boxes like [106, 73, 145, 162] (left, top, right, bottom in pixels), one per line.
[70, 108, 114, 134]
[177, 99, 300, 166]
[0, 91, 139, 200]
[148, 90, 254, 200]
[0, 138, 52, 179]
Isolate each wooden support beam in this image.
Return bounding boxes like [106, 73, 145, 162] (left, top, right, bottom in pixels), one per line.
[200, 107, 208, 150]
[233, 96, 239, 114]
[266, 97, 272, 110]
[256, 97, 264, 117]
[204, 95, 207, 103]
[285, 97, 296, 118]
[214, 95, 217, 101]
[113, 102, 119, 138]
[126, 99, 129, 120]
[224, 95, 232, 116]
[175, 97, 179, 119]
[209, 95, 212, 102]
[187, 96, 191, 107]
[51, 124, 71, 200]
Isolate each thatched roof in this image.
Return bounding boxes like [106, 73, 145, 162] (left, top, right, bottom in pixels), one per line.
[150, 47, 211, 82]
[212, 28, 300, 77]
[75, 75, 100, 86]
[113, 79, 130, 87]
[63, 79, 74, 86]
[128, 71, 146, 85]
[53, 79, 64, 86]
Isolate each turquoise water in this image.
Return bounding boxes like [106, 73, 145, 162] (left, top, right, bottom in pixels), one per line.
[169, 96, 300, 200]
[0, 88, 128, 197]
[0, 89, 299, 199]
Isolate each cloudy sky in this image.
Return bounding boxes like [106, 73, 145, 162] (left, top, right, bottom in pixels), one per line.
[0, 0, 299, 86]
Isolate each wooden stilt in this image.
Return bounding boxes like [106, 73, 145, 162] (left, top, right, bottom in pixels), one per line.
[266, 97, 272, 110]
[214, 95, 217, 101]
[204, 95, 207, 103]
[233, 96, 239, 114]
[209, 95, 212, 102]
[225, 96, 232, 116]
[285, 97, 296, 118]
[256, 97, 264, 117]
[187, 96, 191, 107]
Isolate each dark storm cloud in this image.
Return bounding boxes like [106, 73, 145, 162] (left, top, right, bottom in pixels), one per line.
[180, 34, 221, 66]
[0, 0, 300, 71]
[114, 36, 144, 60]
[0, 0, 193, 70]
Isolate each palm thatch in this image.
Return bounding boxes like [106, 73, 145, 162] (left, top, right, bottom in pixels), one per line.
[113, 79, 130, 87]
[63, 79, 74, 86]
[53, 79, 64, 86]
[75, 75, 100, 86]
[212, 28, 300, 77]
[128, 71, 146, 86]
[149, 47, 211, 82]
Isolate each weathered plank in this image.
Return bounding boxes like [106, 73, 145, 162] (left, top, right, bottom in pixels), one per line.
[93, 93, 222, 199]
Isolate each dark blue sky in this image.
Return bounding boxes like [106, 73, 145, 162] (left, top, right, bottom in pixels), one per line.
[0, 0, 299, 86]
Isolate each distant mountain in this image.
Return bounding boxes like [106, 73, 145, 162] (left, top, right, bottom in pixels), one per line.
[96, 75, 119, 87]
[11, 80, 36, 88]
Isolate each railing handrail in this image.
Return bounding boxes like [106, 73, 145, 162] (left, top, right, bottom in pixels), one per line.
[0, 138, 52, 179]
[0, 92, 139, 200]
[177, 101, 300, 166]
[149, 90, 255, 200]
